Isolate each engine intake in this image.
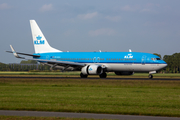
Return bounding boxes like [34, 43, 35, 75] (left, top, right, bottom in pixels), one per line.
[81, 65, 103, 75]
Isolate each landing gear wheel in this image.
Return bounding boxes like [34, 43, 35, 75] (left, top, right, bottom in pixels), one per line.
[80, 73, 88, 78]
[99, 72, 107, 78]
[148, 74, 153, 79]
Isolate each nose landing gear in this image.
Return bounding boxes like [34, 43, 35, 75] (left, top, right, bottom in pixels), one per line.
[148, 71, 156, 79]
[148, 74, 153, 79]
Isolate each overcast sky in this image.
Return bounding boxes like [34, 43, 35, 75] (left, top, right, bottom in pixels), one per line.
[1, 0, 180, 63]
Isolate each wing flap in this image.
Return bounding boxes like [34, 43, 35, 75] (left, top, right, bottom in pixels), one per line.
[8, 45, 85, 68]
[27, 58, 85, 67]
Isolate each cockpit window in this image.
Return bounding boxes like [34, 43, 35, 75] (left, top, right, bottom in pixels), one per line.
[151, 58, 161, 60]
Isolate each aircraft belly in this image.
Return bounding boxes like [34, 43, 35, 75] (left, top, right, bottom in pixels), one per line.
[105, 63, 135, 71]
[106, 63, 156, 72]
[43, 62, 166, 72]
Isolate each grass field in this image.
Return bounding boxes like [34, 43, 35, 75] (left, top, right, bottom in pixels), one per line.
[0, 116, 109, 120]
[0, 76, 180, 117]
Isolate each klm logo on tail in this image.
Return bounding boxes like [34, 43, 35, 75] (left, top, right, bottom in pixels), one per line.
[34, 35, 45, 45]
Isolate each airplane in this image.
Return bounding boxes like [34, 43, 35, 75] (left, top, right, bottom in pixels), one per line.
[7, 20, 167, 79]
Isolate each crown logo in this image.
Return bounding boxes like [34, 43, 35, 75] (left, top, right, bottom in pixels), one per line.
[34, 35, 45, 45]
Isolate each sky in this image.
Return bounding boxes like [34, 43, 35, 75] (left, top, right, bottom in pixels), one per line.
[1, 0, 180, 63]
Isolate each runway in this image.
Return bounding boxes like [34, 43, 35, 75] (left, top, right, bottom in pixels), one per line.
[0, 110, 180, 120]
[0, 76, 180, 81]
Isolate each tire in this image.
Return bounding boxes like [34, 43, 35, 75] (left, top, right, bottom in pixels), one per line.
[99, 72, 107, 78]
[148, 74, 153, 79]
[80, 73, 88, 78]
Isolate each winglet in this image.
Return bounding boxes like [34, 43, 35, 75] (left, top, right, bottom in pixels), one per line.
[10, 45, 24, 59]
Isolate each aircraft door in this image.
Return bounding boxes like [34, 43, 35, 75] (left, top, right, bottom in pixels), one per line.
[93, 57, 100, 63]
[141, 55, 146, 64]
[93, 57, 96, 63]
[46, 55, 50, 60]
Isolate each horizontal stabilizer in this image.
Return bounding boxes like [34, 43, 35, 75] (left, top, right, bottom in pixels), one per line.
[9, 45, 24, 58]
[7, 45, 40, 59]
[6, 51, 40, 57]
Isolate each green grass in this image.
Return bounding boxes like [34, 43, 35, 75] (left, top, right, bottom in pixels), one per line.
[0, 78, 180, 117]
[0, 116, 110, 120]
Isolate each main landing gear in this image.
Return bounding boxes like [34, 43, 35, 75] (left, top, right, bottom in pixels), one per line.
[80, 72, 107, 78]
[148, 74, 153, 79]
[99, 72, 107, 78]
[80, 73, 88, 78]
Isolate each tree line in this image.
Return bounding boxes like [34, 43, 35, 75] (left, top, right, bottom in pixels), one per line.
[163, 53, 180, 73]
[0, 53, 180, 73]
[0, 60, 51, 71]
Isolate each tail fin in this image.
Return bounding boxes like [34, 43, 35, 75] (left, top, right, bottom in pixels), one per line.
[30, 20, 62, 53]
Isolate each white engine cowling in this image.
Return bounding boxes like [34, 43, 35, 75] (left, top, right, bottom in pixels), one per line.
[81, 65, 103, 75]
[115, 71, 134, 75]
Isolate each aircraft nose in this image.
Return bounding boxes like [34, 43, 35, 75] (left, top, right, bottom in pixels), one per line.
[164, 63, 167, 68]
[161, 63, 167, 69]
[159, 60, 167, 69]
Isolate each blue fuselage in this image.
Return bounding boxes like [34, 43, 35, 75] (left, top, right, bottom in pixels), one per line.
[34, 52, 165, 64]
[33, 52, 167, 72]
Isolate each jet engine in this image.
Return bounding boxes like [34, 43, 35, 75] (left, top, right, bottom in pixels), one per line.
[115, 71, 134, 75]
[81, 65, 103, 75]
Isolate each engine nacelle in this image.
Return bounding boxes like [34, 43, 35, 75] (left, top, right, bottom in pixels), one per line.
[81, 65, 103, 75]
[115, 71, 134, 75]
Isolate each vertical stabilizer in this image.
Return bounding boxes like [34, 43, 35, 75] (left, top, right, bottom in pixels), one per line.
[30, 20, 62, 53]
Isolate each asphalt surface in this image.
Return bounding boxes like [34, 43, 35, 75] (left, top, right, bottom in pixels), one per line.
[0, 110, 180, 120]
[1, 76, 180, 81]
